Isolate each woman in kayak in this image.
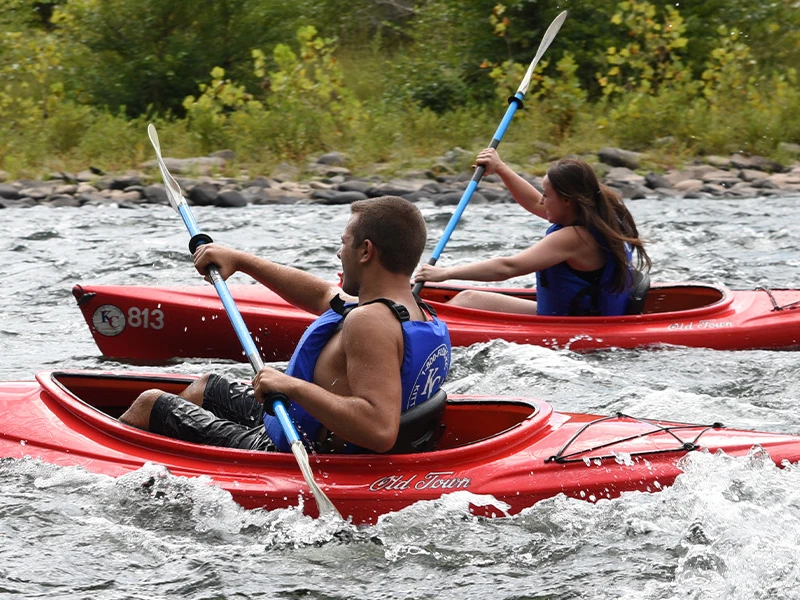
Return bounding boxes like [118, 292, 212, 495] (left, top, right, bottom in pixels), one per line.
[414, 150, 650, 316]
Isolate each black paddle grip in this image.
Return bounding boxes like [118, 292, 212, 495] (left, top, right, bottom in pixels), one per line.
[189, 233, 214, 254]
[263, 391, 291, 416]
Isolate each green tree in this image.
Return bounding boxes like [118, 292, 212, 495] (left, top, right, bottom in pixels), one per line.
[53, 0, 305, 117]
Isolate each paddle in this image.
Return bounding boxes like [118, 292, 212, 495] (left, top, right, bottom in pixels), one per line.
[147, 123, 340, 519]
[412, 10, 567, 295]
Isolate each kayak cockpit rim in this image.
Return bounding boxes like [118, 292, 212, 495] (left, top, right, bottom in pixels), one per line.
[419, 282, 733, 321]
[36, 371, 553, 463]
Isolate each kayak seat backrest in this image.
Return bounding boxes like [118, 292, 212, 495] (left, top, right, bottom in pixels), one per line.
[388, 389, 447, 454]
[626, 270, 650, 315]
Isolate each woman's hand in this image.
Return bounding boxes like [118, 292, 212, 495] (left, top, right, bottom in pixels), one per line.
[474, 147, 505, 176]
[414, 264, 449, 283]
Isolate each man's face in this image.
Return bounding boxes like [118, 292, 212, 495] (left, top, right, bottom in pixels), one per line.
[337, 215, 361, 295]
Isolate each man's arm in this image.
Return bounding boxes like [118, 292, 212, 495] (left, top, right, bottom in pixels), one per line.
[193, 243, 351, 315]
[252, 304, 404, 452]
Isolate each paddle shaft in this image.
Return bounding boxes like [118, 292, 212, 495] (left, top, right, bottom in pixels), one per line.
[411, 97, 521, 295]
[172, 204, 299, 441]
[412, 11, 566, 296]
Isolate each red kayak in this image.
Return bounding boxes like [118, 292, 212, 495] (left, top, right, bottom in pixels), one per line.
[72, 281, 800, 362]
[3, 370, 800, 524]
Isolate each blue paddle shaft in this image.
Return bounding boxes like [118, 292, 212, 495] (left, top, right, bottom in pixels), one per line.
[411, 93, 523, 295]
[177, 205, 298, 442]
[429, 92, 522, 261]
[176, 204, 264, 369]
[178, 203, 296, 441]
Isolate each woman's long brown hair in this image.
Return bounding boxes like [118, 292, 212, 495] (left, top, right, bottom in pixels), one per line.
[546, 158, 651, 292]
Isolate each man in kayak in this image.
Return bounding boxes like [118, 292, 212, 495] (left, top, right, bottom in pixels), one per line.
[119, 196, 451, 453]
[415, 150, 650, 316]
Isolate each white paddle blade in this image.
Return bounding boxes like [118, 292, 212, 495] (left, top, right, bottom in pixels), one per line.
[147, 123, 187, 212]
[291, 441, 342, 519]
[517, 10, 568, 97]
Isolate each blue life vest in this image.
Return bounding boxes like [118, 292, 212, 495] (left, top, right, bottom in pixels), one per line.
[535, 223, 632, 316]
[264, 295, 451, 452]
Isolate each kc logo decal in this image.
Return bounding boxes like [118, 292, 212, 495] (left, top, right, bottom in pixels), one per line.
[408, 344, 450, 408]
[92, 304, 126, 337]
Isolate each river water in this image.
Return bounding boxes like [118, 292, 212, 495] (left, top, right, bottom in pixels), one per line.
[1, 196, 800, 599]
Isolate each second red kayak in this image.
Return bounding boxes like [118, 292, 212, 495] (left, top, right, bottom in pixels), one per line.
[72, 281, 800, 362]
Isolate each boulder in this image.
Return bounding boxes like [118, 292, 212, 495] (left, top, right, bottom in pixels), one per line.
[215, 190, 248, 208]
[597, 147, 642, 169]
[315, 152, 348, 166]
[188, 183, 219, 206]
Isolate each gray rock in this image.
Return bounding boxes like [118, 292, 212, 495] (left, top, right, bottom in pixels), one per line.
[46, 195, 82, 207]
[366, 183, 418, 198]
[477, 187, 511, 202]
[750, 178, 780, 190]
[673, 179, 705, 192]
[403, 191, 433, 203]
[683, 190, 713, 200]
[109, 174, 143, 189]
[0, 197, 36, 208]
[78, 192, 115, 205]
[644, 172, 672, 190]
[609, 183, 650, 200]
[19, 187, 51, 200]
[253, 193, 304, 205]
[704, 155, 732, 168]
[0, 184, 22, 200]
[188, 183, 219, 206]
[242, 176, 272, 188]
[315, 152, 348, 166]
[142, 185, 168, 204]
[739, 169, 765, 182]
[433, 191, 488, 206]
[597, 147, 642, 169]
[700, 183, 727, 195]
[729, 154, 783, 172]
[606, 166, 646, 186]
[337, 180, 372, 194]
[311, 189, 336, 200]
[327, 191, 369, 204]
[701, 169, 741, 187]
[308, 164, 351, 177]
[215, 190, 247, 208]
[240, 186, 270, 204]
[76, 170, 97, 182]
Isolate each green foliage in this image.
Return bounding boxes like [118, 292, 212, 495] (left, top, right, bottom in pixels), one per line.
[0, 0, 799, 177]
[0, 29, 64, 127]
[597, 0, 689, 97]
[51, 0, 305, 117]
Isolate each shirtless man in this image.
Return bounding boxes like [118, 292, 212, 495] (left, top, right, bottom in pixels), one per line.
[119, 196, 451, 453]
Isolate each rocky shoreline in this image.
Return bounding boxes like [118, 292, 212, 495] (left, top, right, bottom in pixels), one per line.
[1, 144, 799, 210]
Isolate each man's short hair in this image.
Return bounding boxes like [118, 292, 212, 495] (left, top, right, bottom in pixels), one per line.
[350, 196, 427, 276]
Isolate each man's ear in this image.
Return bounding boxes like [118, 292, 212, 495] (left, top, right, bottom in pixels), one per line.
[360, 239, 376, 263]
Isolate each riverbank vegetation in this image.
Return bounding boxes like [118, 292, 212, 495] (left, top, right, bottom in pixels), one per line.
[1, 0, 799, 179]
